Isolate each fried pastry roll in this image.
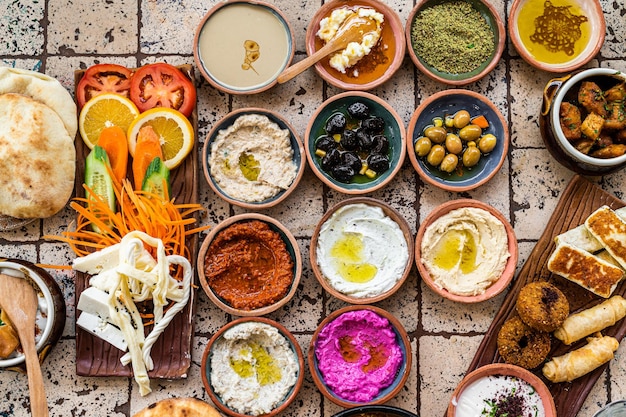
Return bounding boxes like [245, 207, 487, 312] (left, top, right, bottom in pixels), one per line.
[542, 335, 619, 383]
[554, 296, 626, 345]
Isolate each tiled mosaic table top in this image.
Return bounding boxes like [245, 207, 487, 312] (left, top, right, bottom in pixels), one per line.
[1, 0, 626, 416]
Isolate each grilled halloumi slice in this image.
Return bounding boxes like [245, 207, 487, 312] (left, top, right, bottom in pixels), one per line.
[555, 206, 626, 253]
[548, 242, 624, 298]
[585, 206, 626, 271]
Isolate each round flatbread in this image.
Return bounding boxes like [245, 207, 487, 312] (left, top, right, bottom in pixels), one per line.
[0, 93, 76, 219]
[0, 67, 77, 137]
[133, 398, 222, 417]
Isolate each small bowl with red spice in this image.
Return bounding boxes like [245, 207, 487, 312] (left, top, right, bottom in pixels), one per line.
[304, 0, 406, 90]
[405, 0, 505, 85]
[309, 305, 411, 408]
[197, 213, 302, 317]
[447, 363, 556, 417]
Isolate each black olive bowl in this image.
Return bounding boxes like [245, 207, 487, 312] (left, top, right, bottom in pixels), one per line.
[304, 92, 406, 194]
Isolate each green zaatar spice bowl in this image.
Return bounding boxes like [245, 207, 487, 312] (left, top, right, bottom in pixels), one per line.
[405, 0, 505, 86]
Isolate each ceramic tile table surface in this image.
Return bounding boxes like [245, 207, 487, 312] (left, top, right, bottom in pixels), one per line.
[1, 0, 626, 416]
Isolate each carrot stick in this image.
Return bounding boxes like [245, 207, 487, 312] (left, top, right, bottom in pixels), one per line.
[132, 126, 163, 191]
[472, 115, 490, 129]
[97, 126, 129, 183]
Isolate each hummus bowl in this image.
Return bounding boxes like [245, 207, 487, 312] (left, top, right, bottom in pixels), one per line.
[305, 91, 406, 194]
[447, 363, 556, 417]
[415, 199, 518, 303]
[304, 0, 406, 91]
[406, 89, 508, 192]
[0, 259, 66, 370]
[193, 0, 295, 95]
[197, 213, 302, 317]
[202, 108, 305, 209]
[201, 317, 305, 417]
[310, 197, 414, 304]
[309, 305, 411, 408]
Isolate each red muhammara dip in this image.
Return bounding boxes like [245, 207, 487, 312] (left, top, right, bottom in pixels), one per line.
[314, 309, 403, 402]
[203, 220, 293, 310]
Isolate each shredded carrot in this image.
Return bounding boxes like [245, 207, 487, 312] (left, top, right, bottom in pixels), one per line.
[44, 178, 210, 265]
[472, 115, 490, 129]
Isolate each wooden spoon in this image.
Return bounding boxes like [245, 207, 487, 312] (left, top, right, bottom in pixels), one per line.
[277, 14, 378, 84]
[0, 273, 48, 417]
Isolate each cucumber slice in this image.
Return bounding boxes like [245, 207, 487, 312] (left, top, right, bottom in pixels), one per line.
[142, 157, 170, 200]
[85, 145, 116, 212]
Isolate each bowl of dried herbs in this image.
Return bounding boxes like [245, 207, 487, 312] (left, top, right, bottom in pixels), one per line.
[405, 0, 505, 86]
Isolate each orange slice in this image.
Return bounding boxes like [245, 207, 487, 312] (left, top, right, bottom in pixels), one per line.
[79, 93, 139, 149]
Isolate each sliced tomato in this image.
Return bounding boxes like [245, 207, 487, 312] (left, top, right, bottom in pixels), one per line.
[129, 63, 196, 117]
[76, 64, 133, 108]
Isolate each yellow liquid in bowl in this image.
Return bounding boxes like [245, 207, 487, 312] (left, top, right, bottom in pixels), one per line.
[517, 0, 590, 65]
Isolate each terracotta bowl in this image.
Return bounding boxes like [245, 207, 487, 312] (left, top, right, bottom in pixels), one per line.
[0, 259, 66, 370]
[447, 363, 557, 417]
[405, 0, 505, 85]
[509, 0, 605, 73]
[540, 68, 626, 175]
[305, 91, 406, 194]
[193, 0, 295, 95]
[304, 0, 405, 91]
[202, 107, 305, 209]
[332, 405, 418, 417]
[406, 89, 508, 192]
[415, 199, 518, 303]
[310, 197, 414, 304]
[201, 317, 305, 417]
[309, 305, 411, 408]
[197, 213, 302, 317]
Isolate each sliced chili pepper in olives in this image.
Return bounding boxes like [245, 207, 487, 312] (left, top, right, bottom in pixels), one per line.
[367, 153, 390, 173]
[340, 129, 359, 151]
[325, 113, 346, 134]
[321, 148, 341, 170]
[331, 165, 355, 183]
[347, 102, 370, 119]
[316, 135, 338, 152]
[341, 151, 362, 172]
[362, 116, 385, 133]
[356, 128, 374, 151]
[371, 135, 390, 154]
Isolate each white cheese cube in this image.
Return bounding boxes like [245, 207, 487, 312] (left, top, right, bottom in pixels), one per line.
[77, 286, 113, 322]
[77, 312, 127, 352]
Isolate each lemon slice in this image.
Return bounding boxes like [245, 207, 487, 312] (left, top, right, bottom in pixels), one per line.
[127, 107, 194, 170]
[79, 93, 140, 149]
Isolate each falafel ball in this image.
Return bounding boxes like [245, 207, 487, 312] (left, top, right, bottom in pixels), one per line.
[497, 315, 551, 369]
[516, 281, 569, 332]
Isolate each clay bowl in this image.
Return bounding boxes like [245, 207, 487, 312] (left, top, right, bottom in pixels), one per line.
[405, 0, 505, 86]
[406, 89, 508, 192]
[309, 305, 411, 408]
[193, 0, 295, 95]
[305, 91, 406, 195]
[197, 213, 302, 317]
[447, 363, 557, 417]
[592, 400, 626, 417]
[202, 107, 305, 209]
[310, 197, 414, 304]
[509, 0, 605, 73]
[540, 68, 626, 175]
[304, 0, 405, 91]
[332, 405, 418, 417]
[0, 259, 66, 370]
[415, 199, 518, 303]
[201, 317, 305, 417]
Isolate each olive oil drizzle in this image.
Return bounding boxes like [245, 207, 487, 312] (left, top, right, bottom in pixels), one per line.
[530, 1, 588, 56]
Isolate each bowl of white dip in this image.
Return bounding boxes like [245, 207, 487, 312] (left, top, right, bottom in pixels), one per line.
[193, 0, 295, 95]
[305, 0, 405, 90]
[0, 259, 66, 370]
[416, 199, 518, 303]
[202, 108, 305, 209]
[201, 317, 304, 417]
[311, 197, 414, 304]
[309, 305, 411, 408]
[447, 363, 556, 417]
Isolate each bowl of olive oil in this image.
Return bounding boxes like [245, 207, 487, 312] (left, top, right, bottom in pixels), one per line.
[509, 0, 605, 72]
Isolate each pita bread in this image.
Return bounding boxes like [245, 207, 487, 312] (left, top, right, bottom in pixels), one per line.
[133, 398, 222, 417]
[0, 93, 75, 219]
[0, 67, 77, 137]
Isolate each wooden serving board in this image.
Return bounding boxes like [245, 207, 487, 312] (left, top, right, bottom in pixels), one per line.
[467, 174, 626, 417]
[72, 65, 199, 379]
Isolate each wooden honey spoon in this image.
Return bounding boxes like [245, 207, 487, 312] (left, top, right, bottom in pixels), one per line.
[277, 14, 378, 84]
[0, 273, 49, 417]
